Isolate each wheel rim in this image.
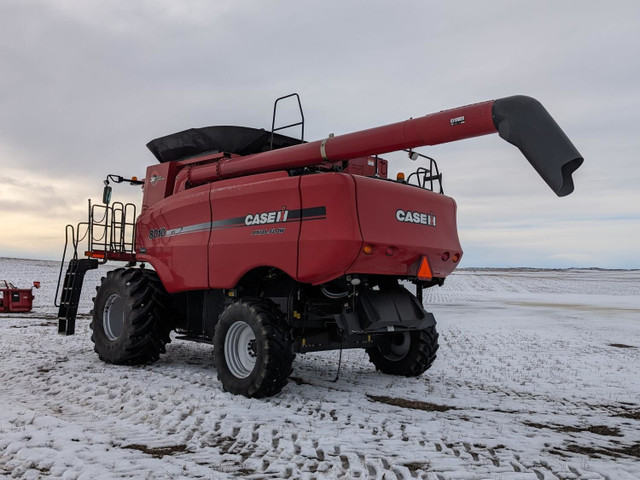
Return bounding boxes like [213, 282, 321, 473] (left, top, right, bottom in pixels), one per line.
[103, 293, 125, 341]
[225, 321, 258, 379]
[382, 332, 411, 361]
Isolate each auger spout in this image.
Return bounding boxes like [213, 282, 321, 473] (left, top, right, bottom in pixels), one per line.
[175, 96, 583, 196]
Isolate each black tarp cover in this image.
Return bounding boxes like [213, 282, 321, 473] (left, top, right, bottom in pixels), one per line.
[146, 126, 303, 163]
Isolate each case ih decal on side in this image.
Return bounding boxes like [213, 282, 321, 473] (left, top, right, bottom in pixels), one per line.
[212, 206, 327, 230]
[395, 209, 436, 227]
[147, 207, 327, 242]
[245, 208, 290, 225]
[57, 94, 583, 398]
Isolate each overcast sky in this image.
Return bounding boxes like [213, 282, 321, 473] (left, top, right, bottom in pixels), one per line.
[1, 0, 639, 268]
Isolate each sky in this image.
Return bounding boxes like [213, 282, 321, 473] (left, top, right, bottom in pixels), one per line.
[1, 0, 639, 268]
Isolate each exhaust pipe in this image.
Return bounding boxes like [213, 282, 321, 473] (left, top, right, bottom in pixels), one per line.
[492, 96, 583, 197]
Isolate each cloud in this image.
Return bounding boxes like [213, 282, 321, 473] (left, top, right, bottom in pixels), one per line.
[0, 0, 639, 266]
[0, 161, 140, 259]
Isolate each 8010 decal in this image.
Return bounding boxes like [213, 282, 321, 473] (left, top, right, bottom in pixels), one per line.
[148, 228, 167, 239]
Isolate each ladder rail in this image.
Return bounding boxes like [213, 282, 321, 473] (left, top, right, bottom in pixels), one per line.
[55, 223, 82, 308]
[55, 192, 138, 335]
[90, 202, 110, 261]
[88, 201, 137, 257]
[57, 258, 99, 335]
[124, 202, 137, 252]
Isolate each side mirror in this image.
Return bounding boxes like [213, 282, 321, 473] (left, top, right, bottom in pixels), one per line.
[102, 185, 112, 204]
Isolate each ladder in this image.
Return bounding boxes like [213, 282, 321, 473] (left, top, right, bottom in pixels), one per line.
[57, 258, 99, 335]
[55, 199, 137, 335]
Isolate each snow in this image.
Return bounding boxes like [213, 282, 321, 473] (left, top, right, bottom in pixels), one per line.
[1, 257, 639, 479]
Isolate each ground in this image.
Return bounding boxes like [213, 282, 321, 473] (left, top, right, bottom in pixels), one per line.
[1, 258, 639, 479]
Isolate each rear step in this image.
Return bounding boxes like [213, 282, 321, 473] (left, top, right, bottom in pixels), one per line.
[57, 258, 99, 335]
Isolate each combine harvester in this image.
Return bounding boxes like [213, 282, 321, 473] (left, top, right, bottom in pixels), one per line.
[57, 94, 583, 397]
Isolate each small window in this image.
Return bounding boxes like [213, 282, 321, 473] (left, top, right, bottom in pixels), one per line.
[12, 292, 20, 302]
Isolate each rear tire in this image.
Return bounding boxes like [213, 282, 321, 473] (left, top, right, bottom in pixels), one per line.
[91, 268, 172, 365]
[213, 298, 295, 398]
[366, 326, 439, 376]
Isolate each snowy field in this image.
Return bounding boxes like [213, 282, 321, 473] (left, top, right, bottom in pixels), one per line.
[1, 257, 639, 480]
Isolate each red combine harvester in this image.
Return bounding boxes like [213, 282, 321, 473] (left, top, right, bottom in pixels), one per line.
[1, 280, 39, 313]
[57, 94, 583, 397]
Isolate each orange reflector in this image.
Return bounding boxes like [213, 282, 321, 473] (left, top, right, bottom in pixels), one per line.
[452, 253, 461, 263]
[363, 244, 374, 255]
[417, 256, 433, 280]
[85, 251, 105, 259]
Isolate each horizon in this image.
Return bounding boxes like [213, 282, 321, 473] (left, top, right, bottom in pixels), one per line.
[2, 255, 638, 273]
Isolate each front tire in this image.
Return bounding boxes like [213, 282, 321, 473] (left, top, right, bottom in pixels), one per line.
[213, 298, 294, 398]
[91, 268, 172, 365]
[366, 326, 439, 376]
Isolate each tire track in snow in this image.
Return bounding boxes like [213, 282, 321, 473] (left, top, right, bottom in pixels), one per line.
[0, 324, 554, 479]
[2, 264, 640, 479]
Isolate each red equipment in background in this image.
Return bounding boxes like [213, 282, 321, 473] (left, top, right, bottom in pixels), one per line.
[1, 280, 39, 313]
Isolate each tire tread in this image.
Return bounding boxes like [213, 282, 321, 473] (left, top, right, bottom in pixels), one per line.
[91, 268, 173, 365]
[214, 297, 295, 398]
[366, 326, 439, 376]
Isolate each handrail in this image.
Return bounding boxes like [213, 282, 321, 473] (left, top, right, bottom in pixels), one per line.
[270, 93, 304, 150]
[55, 199, 139, 308]
[54, 224, 78, 308]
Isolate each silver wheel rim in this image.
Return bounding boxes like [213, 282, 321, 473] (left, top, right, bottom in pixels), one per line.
[103, 293, 125, 341]
[383, 332, 411, 361]
[225, 321, 257, 378]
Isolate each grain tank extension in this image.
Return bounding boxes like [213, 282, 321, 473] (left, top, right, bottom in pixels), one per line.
[57, 94, 583, 397]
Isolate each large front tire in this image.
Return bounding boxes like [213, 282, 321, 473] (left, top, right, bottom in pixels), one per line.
[366, 326, 439, 376]
[213, 298, 294, 398]
[91, 268, 172, 365]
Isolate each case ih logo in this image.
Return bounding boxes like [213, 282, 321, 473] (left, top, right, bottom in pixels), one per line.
[395, 209, 436, 227]
[149, 171, 165, 186]
[245, 208, 289, 226]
